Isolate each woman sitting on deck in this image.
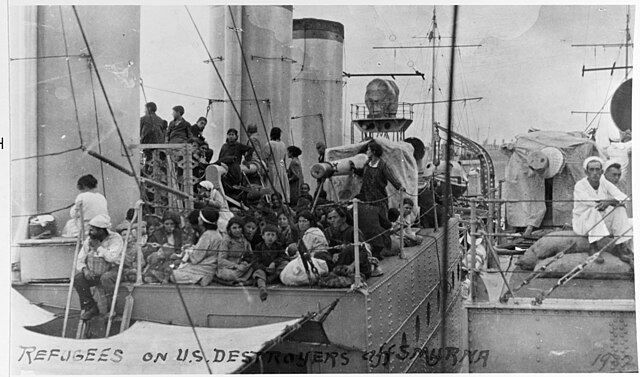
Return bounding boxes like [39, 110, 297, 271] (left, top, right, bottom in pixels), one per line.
[63, 174, 109, 237]
[215, 217, 254, 285]
[277, 211, 297, 247]
[144, 211, 184, 283]
[324, 207, 371, 279]
[147, 211, 183, 256]
[243, 216, 263, 250]
[196, 180, 233, 233]
[279, 211, 331, 286]
[172, 208, 223, 286]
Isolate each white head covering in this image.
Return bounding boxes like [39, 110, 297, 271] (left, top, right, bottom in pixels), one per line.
[603, 159, 622, 172]
[89, 214, 111, 229]
[582, 156, 604, 171]
[199, 180, 214, 191]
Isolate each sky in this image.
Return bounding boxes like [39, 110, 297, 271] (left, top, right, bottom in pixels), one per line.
[138, 4, 634, 149]
[292, 5, 634, 144]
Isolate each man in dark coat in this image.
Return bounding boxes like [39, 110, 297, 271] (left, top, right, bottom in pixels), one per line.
[140, 102, 166, 144]
[166, 105, 192, 143]
[190, 117, 207, 143]
[216, 128, 253, 187]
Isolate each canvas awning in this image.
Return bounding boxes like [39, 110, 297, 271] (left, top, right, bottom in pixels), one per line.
[11, 289, 307, 375]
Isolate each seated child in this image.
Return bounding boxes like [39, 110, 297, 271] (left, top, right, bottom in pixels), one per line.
[390, 198, 423, 248]
[215, 217, 253, 284]
[116, 221, 148, 282]
[245, 224, 289, 301]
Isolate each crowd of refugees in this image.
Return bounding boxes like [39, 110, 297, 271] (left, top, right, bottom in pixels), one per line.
[69, 105, 426, 320]
[138, 101, 317, 205]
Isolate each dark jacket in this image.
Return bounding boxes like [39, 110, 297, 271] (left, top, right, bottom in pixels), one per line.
[357, 202, 392, 250]
[354, 159, 403, 206]
[148, 228, 183, 258]
[246, 240, 287, 271]
[218, 141, 253, 165]
[166, 119, 192, 143]
[140, 113, 166, 144]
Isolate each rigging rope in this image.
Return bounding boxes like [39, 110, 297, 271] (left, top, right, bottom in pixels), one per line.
[183, 7, 272, 197]
[139, 76, 148, 104]
[11, 146, 83, 162]
[58, 6, 84, 148]
[88, 61, 107, 196]
[11, 203, 75, 218]
[168, 270, 213, 375]
[226, 7, 291, 204]
[71, 6, 142, 197]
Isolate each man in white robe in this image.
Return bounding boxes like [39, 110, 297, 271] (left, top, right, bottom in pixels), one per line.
[572, 156, 632, 264]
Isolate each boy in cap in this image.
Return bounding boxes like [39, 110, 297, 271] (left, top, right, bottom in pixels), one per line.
[74, 214, 123, 320]
[245, 223, 288, 301]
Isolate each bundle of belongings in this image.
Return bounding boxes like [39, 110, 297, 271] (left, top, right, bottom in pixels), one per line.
[28, 215, 57, 239]
[515, 230, 633, 273]
[501, 131, 606, 229]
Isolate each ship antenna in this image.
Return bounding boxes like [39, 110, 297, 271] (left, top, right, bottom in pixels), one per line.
[441, 5, 459, 372]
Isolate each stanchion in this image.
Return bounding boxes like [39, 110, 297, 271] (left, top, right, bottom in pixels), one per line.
[399, 200, 406, 259]
[469, 198, 477, 302]
[62, 203, 84, 337]
[105, 204, 139, 337]
[135, 200, 144, 284]
[353, 199, 362, 288]
[431, 176, 439, 231]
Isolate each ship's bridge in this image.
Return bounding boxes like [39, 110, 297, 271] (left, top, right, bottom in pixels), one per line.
[351, 102, 414, 141]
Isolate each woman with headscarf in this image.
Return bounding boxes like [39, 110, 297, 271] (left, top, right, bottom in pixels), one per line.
[287, 145, 304, 206]
[279, 210, 330, 286]
[196, 180, 233, 233]
[172, 208, 224, 286]
[265, 127, 290, 204]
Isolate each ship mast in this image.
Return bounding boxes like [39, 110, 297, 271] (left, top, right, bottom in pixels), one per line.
[572, 6, 633, 76]
[370, 7, 481, 156]
[430, 7, 438, 162]
[625, 5, 631, 79]
[570, 6, 633, 131]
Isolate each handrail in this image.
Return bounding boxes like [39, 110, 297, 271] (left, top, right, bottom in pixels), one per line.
[135, 200, 144, 284]
[62, 202, 83, 337]
[352, 199, 362, 288]
[105, 201, 142, 337]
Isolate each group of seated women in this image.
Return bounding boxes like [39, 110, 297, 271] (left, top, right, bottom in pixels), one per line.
[67, 166, 424, 302]
[112, 194, 425, 302]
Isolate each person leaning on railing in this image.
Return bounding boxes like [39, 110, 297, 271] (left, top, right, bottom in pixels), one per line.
[74, 214, 123, 320]
[572, 156, 632, 264]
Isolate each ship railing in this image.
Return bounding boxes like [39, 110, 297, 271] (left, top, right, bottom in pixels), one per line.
[129, 143, 199, 215]
[462, 195, 633, 304]
[350, 102, 414, 121]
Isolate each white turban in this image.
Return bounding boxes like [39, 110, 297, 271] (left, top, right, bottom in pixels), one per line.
[582, 156, 604, 171]
[88, 214, 111, 229]
[199, 180, 214, 191]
